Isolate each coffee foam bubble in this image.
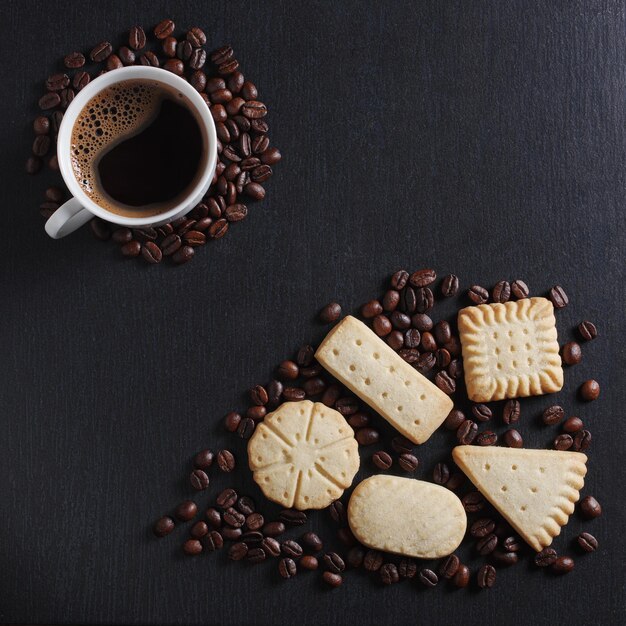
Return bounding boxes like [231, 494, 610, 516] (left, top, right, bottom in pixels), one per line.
[70, 79, 183, 214]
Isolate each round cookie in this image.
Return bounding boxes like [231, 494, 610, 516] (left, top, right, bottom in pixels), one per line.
[247, 400, 359, 510]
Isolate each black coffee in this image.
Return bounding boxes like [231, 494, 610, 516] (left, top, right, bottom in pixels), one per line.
[70, 79, 205, 217]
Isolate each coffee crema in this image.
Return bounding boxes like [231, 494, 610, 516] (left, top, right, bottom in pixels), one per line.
[70, 79, 205, 217]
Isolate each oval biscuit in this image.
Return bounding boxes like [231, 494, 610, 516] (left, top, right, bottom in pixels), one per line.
[347, 475, 467, 558]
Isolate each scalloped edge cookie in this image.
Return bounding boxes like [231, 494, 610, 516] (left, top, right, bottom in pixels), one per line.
[458, 297, 563, 402]
[452, 446, 587, 552]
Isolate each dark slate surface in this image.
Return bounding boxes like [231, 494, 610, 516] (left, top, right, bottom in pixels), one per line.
[0, 1, 624, 624]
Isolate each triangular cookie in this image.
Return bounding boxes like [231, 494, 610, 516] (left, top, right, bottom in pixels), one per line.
[452, 446, 587, 552]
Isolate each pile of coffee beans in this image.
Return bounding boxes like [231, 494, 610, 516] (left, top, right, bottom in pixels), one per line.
[153, 270, 601, 589]
[29, 19, 281, 265]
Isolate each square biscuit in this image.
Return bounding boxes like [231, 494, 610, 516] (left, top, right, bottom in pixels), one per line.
[458, 297, 563, 403]
[315, 316, 453, 444]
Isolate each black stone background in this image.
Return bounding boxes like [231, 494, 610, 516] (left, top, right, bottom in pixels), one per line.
[0, 1, 625, 624]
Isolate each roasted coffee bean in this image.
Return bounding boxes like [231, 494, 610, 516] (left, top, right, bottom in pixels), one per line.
[552, 556, 574, 574]
[453, 564, 470, 588]
[190, 469, 209, 490]
[247, 547, 266, 563]
[106, 54, 123, 70]
[44, 186, 64, 203]
[251, 164, 272, 182]
[112, 228, 132, 244]
[120, 241, 141, 257]
[160, 233, 181, 256]
[418, 568, 438, 587]
[154, 516, 175, 537]
[33, 134, 51, 157]
[64, 51, 85, 68]
[356, 427, 380, 446]
[33, 116, 50, 134]
[60, 86, 75, 107]
[372, 450, 392, 470]
[164, 58, 184, 75]
[439, 554, 460, 579]
[175, 500, 197, 521]
[228, 542, 248, 561]
[401, 328, 420, 349]
[139, 51, 159, 67]
[577, 532, 598, 553]
[348, 411, 370, 429]
[46, 72, 70, 91]
[443, 409, 465, 431]
[71, 70, 90, 91]
[320, 302, 342, 323]
[319, 385, 340, 408]
[346, 546, 365, 569]
[554, 433, 573, 451]
[225, 97, 245, 117]
[335, 396, 359, 416]
[246, 513, 264, 531]
[141, 242, 162, 264]
[492, 280, 511, 303]
[476, 430, 497, 446]
[360, 300, 382, 318]
[183, 539, 203, 555]
[190, 70, 207, 92]
[435, 371, 456, 394]
[249, 384, 268, 406]
[227, 71, 244, 93]
[498, 536, 521, 553]
[242, 100, 267, 118]
[470, 517, 495, 538]
[390, 311, 411, 330]
[246, 404, 266, 420]
[502, 399, 521, 424]
[39, 92, 61, 110]
[441, 273, 460, 297]
[328, 501, 346, 525]
[509, 279, 529, 299]
[477, 564, 496, 588]
[280, 539, 303, 558]
[279, 509, 307, 526]
[263, 521, 286, 537]
[389, 436, 412, 455]
[39, 202, 58, 218]
[462, 491, 485, 513]
[398, 347, 419, 362]
[380, 563, 399, 585]
[535, 547, 558, 566]
[278, 557, 297, 579]
[409, 268, 436, 287]
[363, 550, 384, 572]
[276, 359, 298, 380]
[128, 25, 146, 49]
[432, 322, 451, 346]
[51, 110, 64, 133]
[224, 411, 242, 433]
[90, 41, 112, 62]
[468, 285, 489, 304]
[118, 46, 135, 65]
[241, 528, 262, 540]
[217, 449, 235, 472]
[222, 527, 242, 541]
[476, 533, 498, 555]
[549, 285, 569, 309]
[580, 495, 601, 519]
[563, 416, 584, 433]
[573, 429, 591, 452]
[238, 80, 257, 100]
[133, 227, 157, 242]
[261, 147, 281, 165]
[208, 218, 228, 239]
[562, 341, 582, 365]
[398, 453, 419, 472]
[188, 48, 207, 70]
[300, 376, 324, 396]
[282, 387, 305, 402]
[182, 229, 207, 247]
[266, 380, 284, 407]
[493, 550, 518, 566]
[503, 428, 523, 448]
[216, 488, 238, 509]
[48, 155, 59, 170]
[578, 320, 597, 341]
[323, 571, 343, 587]
[224, 507, 245, 528]
[322, 552, 345, 573]
[543, 405, 564, 425]
[472, 404, 492, 422]
[241, 156, 260, 170]
[190, 521, 209, 538]
[415, 287, 434, 312]
[432, 462, 450, 485]
[156, 223, 174, 237]
[210, 44, 234, 65]
[297, 531, 322, 553]
[580, 379, 600, 401]
[154, 18, 175, 39]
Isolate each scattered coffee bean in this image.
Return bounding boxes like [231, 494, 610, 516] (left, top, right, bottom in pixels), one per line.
[356, 427, 379, 446]
[228, 542, 248, 561]
[477, 564, 496, 588]
[418, 568, 438, 587]
[534, 547, 558, 567]
[247, 547, 266, 563]
[372, 450, 392, 470]
[562, 341, 582, 365]
[472, 404, 492, 422]
[175, 500, 197, 521]
[224, 411, 242, 433]
[511, 279, 530, 299]
[190, 521, 209, 538]
[470, 517, 495, 538]
[373, 314, 392, 336]
[573, 429, 591, 451]
[183, 539, 203, 555]
[552, 555, 574, 574]
[346, 546, 365, 569]
[362, 300, 383, 318]
[435, 371, 456, 394]
[439, 554, 460, 579]
[502, 399, 520, 424]
[580, 379, 600, 401]
[398, 558, 417, 579]
[462, 491, 485, 512]
[409, 268, 436, 287]
[281, 539, 303, 558]
[153, 516, 175, 537]
[492, 280, 511, 303]
[261, 537, 281, 557]
[563, 416, 584, 433]
[433, 462, 450, 485]
[457, 419, 478, 444]
[468, 285, 489, 304]
[577, 532, 598, 552]
[578, 320, 597, 341]
[129, 25, 146, 50]
[190, 469, 209, 490]
[320, 302, 342, 323]
[398, 453, 419, 472]
[493, 550, 519, 566]
[503, 428, 523, 448]
[279, 509, 307, 526]
[580, 495, 601, 519]
[216, 488, 238, 509]
[322, 571, 343, 587]
[278, 557, 297, 579]
[391, 436, 414, 454]
[323, 552, 345, 574]
[446, 472, 464, 491]
[543, 405, 564, 425]
[380, 563, 399, 585]
[476, 533, 498, 555]
[299, 555, 318, 570]
[476, 430, 497, 446]
[363, 549, 384, 572]
[443, 409, 465, 430]
[453, 564, 470, 588]
[549, 285, 569, 309]
[554, 433, 573, 451]
[217, 449, 235, 472]
[441, 274, 459, 297]
[301, 531, 323, 552]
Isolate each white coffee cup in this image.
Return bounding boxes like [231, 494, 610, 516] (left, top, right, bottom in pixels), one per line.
[45, 65, 217, 239]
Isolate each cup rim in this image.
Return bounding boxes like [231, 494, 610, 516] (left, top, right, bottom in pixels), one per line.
[56, 66, 217, 227]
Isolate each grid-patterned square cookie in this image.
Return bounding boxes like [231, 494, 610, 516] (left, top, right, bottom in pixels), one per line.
[458, 297, 563, 402]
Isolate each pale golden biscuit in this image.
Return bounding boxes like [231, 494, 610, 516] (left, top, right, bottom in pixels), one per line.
[247, 400, 359, 510]
[315, 316, 453, 444]
[458, 297, 563, 402]
[347, 475, 467, 558]
[452, 446, 587, 552]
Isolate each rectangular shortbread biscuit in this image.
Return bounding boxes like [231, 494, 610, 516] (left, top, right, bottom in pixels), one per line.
[315, 315, 453, 444]
[458, 297, 563, 403]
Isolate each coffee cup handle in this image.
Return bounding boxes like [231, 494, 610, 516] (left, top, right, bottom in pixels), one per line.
[45, 197, 93, 239]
